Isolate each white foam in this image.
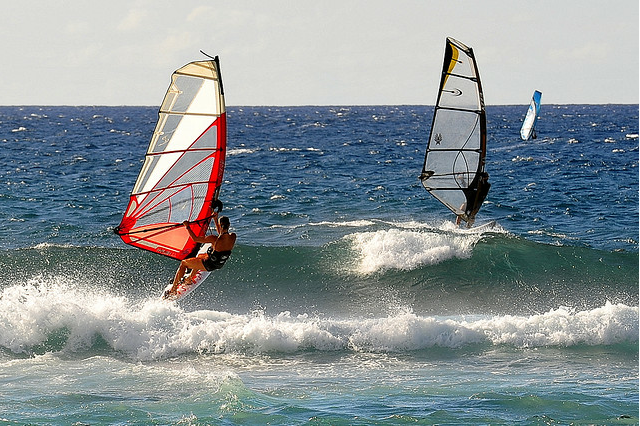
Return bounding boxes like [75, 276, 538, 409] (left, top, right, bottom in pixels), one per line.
[269, 147, 301, 152]
[269, 219, 504, 242]
[227, 148, 259, 155]
[1, 279, 635, 360]
[269, 219, 377, 231]
[308, 220, 376, 228]
[31, 242, 80, 249]
[345, 228, 481, 273]
[379, 220, 435, 230]
[512, 155, 534, 162]
[469, 303, 639, 347]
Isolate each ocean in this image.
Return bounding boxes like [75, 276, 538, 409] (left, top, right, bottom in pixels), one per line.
[0, 104, 637, 424]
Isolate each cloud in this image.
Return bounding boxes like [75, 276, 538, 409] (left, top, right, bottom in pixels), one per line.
[187, 5, 214, 22]
[569, 43, 609, 63]
[65, 21, 92, 36]
[118, 8, 147, 31]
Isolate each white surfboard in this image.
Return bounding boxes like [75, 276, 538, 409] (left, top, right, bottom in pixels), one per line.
[161, 244, 212, 302]
[458, 220, 497, 234]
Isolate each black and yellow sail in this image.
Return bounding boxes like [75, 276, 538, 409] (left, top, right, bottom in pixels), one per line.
[420, 37, 489, 226]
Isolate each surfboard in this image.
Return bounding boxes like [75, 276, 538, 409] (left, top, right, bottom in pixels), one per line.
[457, 220, 497, 234]
[162, 243, 212, 301]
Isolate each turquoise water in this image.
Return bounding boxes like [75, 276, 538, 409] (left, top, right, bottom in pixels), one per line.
[0, 105, 637, 424]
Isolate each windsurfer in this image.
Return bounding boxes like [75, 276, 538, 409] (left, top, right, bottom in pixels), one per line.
[163, 212, 236, 298]
[456, 172, 491, 226]
[472, 172, 491, 215]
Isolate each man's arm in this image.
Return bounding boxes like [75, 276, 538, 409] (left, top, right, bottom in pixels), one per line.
[183, 221, 215, 244]
[212, 211, 222, 235]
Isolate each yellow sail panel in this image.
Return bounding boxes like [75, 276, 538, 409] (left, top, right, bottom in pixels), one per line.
[441, 44, 459, 89]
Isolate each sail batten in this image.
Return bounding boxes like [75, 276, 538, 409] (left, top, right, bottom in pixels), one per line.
[158, 110, 223, 117]
[436, 106, 482, 114]
[115, 57, 226, 260]
[420, 37, 490, 225]
[446, 73, 478, 82]
[146, 148, 223, 156]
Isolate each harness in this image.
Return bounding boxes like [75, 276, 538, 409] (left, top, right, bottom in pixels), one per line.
[203, 231, 232, 271]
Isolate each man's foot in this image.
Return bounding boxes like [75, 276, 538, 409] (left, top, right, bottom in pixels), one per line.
[162, 288, 176, 299]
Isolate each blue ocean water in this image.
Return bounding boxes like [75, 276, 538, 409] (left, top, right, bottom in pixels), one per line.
[0, 104, 637, 424]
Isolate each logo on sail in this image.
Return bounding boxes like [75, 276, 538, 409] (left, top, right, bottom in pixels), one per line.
[444, 88, 463, 97]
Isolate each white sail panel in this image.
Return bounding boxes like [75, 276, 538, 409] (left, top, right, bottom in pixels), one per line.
[136, 116, 215, 194]
[186, 79, 221, 115]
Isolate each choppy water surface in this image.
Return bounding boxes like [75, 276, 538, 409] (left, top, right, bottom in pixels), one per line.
[0, 104, 637, 424]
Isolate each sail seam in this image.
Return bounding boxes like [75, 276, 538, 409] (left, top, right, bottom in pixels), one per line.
[159, 110, 222, 117]
[174, 71, 219, 82]
[426, 148, 482, 152]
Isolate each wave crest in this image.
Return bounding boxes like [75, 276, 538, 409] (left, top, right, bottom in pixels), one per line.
[346, 227, 485, 273]
[1, 279, 636, 361]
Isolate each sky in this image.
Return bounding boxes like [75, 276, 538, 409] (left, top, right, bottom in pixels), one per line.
[1, 0, 638, 106]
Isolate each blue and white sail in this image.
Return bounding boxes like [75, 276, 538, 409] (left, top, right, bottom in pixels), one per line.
[520, 90, 542, 140]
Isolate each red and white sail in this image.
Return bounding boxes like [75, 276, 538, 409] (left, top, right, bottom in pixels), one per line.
[116, 57, 226, 260]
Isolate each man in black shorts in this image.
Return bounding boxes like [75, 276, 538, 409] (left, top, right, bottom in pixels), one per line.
[164, 211, 236, 298]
